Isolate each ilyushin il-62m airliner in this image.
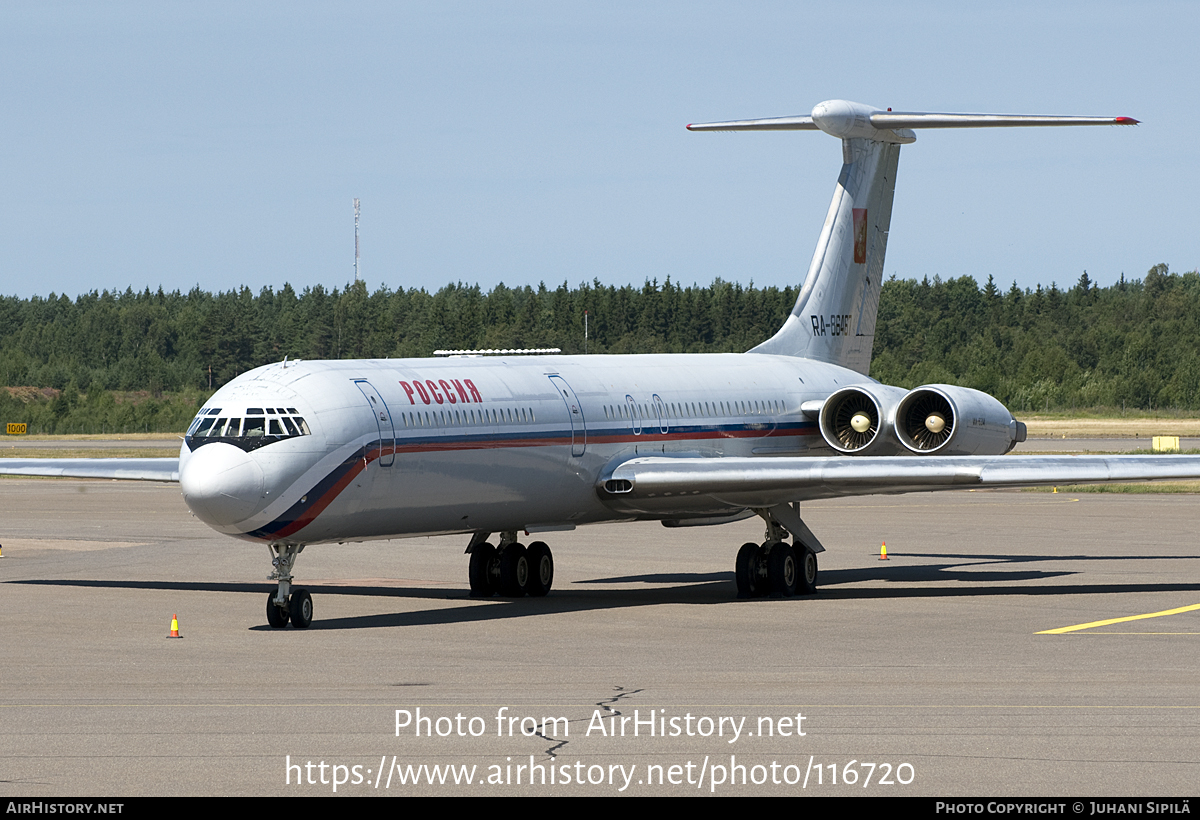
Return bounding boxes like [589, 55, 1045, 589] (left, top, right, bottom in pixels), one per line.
[7, 100, 1199, 629]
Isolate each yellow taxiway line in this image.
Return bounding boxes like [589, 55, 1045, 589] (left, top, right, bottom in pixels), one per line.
[1038, 602, 1200, 634]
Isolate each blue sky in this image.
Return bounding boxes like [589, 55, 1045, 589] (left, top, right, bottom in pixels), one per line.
[1, 1, 1195, 299]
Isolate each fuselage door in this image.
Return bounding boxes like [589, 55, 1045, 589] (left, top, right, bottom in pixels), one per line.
[626, 394, 642, 436]
[652, 393, 669, 435]
[548, 375, 586, 456]
[354, 379, 395, 467]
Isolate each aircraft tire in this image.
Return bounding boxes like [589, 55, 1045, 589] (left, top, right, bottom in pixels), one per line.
[735, 542, 760, 598]
[266, 593, 290, 628]
[798, 546, 818, 595]
[469, 543, 497, 597]
[290, 588, 314, 628]
[498, 544, 529, 597]
[767, 542, 798, 598]
[525, 541, 554, 597]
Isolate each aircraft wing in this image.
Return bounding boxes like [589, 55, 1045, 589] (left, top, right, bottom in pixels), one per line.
[599, 454, 1200, 514]
[0, 458, 180, 482]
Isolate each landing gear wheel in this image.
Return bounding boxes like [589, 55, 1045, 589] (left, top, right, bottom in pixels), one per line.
[767, 542, 798, 598]
[735, 542, 761, 598]
[469, 543, 497, 597]
[498, 543, 529, 597]
[525, 541, 554, 597]
[798, 546, 818, 595]
[290, 588, 314, 628]
[266, 593, 290, 628]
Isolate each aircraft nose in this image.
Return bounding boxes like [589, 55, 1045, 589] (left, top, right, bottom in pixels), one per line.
[180, 443, 267, 527]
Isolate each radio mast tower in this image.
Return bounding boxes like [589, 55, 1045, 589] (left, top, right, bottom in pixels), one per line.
[353, 198, 361, 283]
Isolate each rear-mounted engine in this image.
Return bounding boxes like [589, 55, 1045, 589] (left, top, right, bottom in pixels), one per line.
[894, 385, 1026, 455]
[818, 385, 908, 455]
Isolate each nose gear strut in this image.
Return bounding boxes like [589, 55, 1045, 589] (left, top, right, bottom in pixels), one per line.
[267, 543, 312, 628]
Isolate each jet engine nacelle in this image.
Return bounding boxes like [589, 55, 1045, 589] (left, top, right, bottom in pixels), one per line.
[894, 384, 1026, 456]
[818, 384, 909, 455]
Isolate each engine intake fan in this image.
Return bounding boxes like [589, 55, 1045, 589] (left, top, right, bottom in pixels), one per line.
[896, 389, 955, 452]
[818, 386, 907, 455]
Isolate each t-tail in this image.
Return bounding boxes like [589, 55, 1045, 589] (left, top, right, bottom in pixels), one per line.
[688, 100, 1139, 374]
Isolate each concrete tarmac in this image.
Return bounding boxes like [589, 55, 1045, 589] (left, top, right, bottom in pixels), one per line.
[1, 478, 1197, 797]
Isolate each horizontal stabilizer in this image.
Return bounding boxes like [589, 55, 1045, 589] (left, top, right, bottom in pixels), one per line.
[688, 100, 1138, 142]
[870, 112, 1139, 129]
[687, 116, 817, 131]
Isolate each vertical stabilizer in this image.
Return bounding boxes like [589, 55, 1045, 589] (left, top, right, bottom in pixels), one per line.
[687, 99, 1137, 374]
[749, 138, 899, 373]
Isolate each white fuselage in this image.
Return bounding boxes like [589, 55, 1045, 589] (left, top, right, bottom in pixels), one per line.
[178, 353, 861, 545]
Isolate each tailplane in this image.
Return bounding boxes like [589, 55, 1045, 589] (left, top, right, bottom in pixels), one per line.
[688, 100, 1138, 374]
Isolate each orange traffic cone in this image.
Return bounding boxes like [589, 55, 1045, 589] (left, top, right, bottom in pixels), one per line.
[167, 614, 183, 639]
[879, 542, 889, 560]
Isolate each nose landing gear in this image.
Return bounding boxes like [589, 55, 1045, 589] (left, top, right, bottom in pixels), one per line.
[266, 543, 312, 628]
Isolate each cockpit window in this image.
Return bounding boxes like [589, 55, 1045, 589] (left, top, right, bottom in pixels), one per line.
[186, 407, 311, 453]
[191, 417, 216, 437]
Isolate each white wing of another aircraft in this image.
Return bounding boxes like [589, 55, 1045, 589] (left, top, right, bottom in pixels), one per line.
[4, 99, 1188, 630]
[0, 458, 179, 481]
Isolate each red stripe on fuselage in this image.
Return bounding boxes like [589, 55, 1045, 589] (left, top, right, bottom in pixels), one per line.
[263, 449, 376, 540]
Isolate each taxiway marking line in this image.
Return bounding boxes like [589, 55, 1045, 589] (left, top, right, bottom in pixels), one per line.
[1037, 602, 1200, 634]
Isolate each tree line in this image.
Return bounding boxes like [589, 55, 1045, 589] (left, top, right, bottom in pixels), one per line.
[0, 265, 1196, 433]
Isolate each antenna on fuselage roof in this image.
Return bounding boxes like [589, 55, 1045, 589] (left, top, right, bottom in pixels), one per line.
[434, 348, 563, 358]
[687, 99, 1138, 375]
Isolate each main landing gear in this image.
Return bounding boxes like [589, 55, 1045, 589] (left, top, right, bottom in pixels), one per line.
[266, 543, 313, 628]
[467, 533, 554, 598]
[734, 511, 819, 599]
